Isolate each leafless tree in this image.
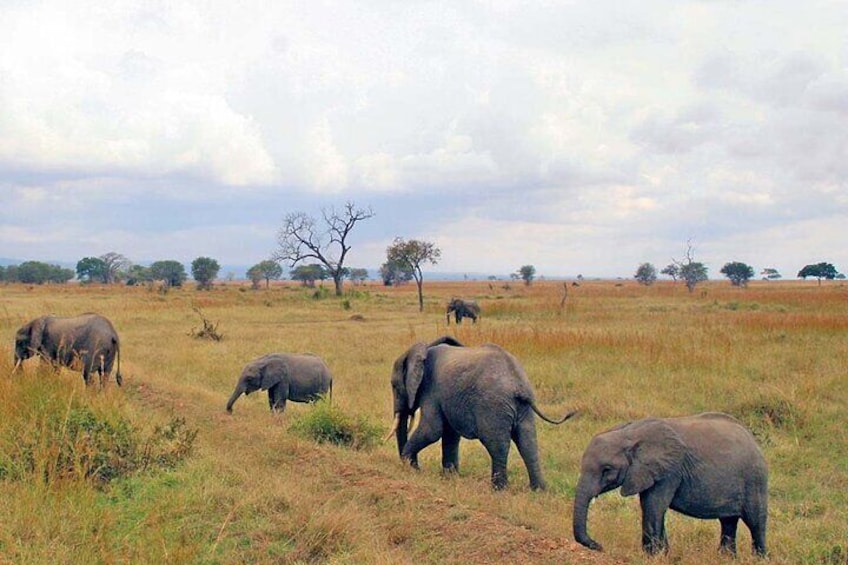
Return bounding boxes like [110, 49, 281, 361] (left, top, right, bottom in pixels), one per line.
[273, 202, 374, 296]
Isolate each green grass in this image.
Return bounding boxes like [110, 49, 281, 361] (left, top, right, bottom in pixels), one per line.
[0, 279, 846, 563]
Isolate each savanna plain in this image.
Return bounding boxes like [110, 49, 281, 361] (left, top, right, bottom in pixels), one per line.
[0, 279, 846, 564]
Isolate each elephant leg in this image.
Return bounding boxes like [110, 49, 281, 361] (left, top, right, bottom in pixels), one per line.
[742, 506, 768, 556]
[268, 384, 288, 414]
[401, 410, 443, 469]
[441, 426, 461, 473]
[512, 417, 546, 490]
[719, 517, 739, 555]
[480, 435, 510, 490]
[639, 486, 676, 554]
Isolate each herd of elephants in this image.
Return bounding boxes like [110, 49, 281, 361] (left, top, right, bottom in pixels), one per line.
[11, 299, 769, 558]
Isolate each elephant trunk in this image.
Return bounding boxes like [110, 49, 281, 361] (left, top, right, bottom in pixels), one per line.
[395, 410, 410, 458]
[573, 477, 603, 551]
[226, 384, 245, 413]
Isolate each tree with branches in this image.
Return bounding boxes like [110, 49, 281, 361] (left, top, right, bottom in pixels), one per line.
[672, 240, 708, 293]
[273, 202, 374, 296]
[247, 260, 283, 289]
[386, 237, 441, 312]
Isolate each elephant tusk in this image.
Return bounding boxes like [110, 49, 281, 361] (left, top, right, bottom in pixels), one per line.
[409, 409, 421, 435]
[382, 413, 401, 443]
[12, 359, 22, 373]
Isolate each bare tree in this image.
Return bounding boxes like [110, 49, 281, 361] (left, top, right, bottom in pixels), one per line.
[273, 202, 374, 296]
[100, 252, 131, 284]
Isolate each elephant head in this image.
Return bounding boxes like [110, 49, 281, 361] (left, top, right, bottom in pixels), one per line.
[573, 419, 687, 551]
[385, 336, 463, 455]
[13, 317, 46, 372]
[226, 358, 283, 413]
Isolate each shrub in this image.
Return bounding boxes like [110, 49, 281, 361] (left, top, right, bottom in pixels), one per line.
[290, 400, 381, 450]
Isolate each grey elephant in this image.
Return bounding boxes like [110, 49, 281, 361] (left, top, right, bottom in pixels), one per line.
[14, 313, 122, 387]
[386, 336, 576, 490]
[226, 353, 333, 414]
[573, 412, 768, 556]
[445, 298, 480, 325]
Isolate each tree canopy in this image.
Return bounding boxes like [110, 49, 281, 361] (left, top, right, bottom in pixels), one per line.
[191, 257, 221, 290]
[797, 262, 839, 284]
[720, 261, 755, 287]
[76, 257, 109, 284]
[634, 262, 657, 286]
[517, 265, 536, 286]
[150, 260, 187, 287]
[290, 264, 328, 287]
[273, 201, 374, 296]
[386, 238, 441, 312]
[247, 260, 283, 289]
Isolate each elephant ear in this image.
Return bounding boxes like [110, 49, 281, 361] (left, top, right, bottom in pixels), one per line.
[258, 357, 284, 391]
[29, 317, 47, 352]
[621, 419, 687, 497]
[403, 342, 429, 411]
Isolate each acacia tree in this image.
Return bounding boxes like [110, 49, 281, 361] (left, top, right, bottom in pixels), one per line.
[76, 257, 109, 283]
[191, 257, 221, 290]
[518, 265, 536, 286]
[797, 262, 839, 285]
[720, 261, 755, 287]
[273, 202, 374, 296]
[634, 262, 657, 286]
[246, 259, 283, 289]
[150, 260, 187, 288]
[290, 264, 328, 287]
[661, 263, 680, 282]
[386, 237, 441, 312]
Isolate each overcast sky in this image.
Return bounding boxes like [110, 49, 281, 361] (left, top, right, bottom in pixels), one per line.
[1, 1, 846, 279]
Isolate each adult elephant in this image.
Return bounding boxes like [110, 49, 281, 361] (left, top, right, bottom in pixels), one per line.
[386, 336, 576, 490]
[14, 313, 122, 387]
[573, 412, 768, 557]
[226, 353, 333, 414]
[445, 298, 480, 324]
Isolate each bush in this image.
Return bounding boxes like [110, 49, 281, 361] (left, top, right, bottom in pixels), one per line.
[289, 400, 382, 450]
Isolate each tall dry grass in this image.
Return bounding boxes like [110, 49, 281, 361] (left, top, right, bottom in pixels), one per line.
[0, 278, 845, 563]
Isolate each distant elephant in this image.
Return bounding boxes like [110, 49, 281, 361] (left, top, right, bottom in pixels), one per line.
[226, 353, 333, 414]
[445, 298, 480, 324]
[14, 313, 122, 387]
[573, 412, 768, 556]
[386, 336, 576, 490]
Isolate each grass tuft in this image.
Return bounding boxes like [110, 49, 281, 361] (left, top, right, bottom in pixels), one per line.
[289, 399, 382, 450]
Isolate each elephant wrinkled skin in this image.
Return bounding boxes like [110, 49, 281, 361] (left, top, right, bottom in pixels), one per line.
[14, 313, 123, 387]
[387, 336, 576, 490]
[226, 353, 333, 414]
[573, 412, 768, 557]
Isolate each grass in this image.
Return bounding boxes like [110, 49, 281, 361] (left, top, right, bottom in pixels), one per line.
[0, 278, 846, 563]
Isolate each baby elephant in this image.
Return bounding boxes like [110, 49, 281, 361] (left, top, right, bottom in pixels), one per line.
[573, 412, 767, 557]
[225, 353, 333, 414]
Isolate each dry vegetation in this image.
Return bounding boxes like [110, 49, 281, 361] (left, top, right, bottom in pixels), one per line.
[0, 278, 846, 564]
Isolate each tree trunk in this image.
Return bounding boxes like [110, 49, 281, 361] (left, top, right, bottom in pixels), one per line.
[333, 273, 344, 296]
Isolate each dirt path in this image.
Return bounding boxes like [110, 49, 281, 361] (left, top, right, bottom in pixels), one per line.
[128, 376, 624, 564]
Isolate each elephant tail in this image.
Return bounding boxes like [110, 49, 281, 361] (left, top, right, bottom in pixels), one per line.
[530, 402, 578, 425]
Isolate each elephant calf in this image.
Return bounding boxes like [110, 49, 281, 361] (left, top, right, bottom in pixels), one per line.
[573, 412, 768, 557]
[387, 336, 576, 490]
[226, 353, 333, 414]
[14, 313, 122, 387]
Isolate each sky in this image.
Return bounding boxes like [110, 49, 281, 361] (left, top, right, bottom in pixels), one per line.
[1, 1, 846, 279]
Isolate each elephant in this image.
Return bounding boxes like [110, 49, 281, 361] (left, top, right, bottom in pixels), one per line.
[226, 353, 333, 414]
[13, 313, 122, 387]
[573, 412, 768, 557]
[386, 336, 577, 490]
[445, 298, 480, 324]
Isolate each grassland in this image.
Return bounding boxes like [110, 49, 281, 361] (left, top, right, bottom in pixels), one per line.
[0, 278, 846, 564]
